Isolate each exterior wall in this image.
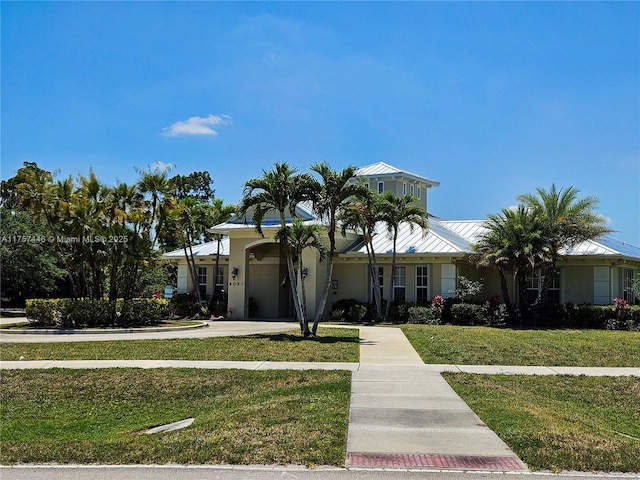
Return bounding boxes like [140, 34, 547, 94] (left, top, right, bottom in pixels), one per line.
[563, 266, 594, 304]
[362, 177, 429, 212]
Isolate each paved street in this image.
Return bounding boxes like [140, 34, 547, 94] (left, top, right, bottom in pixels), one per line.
[2, 465, 639, 480]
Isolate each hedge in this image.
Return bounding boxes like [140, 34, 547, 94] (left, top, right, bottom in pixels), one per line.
[25, 298, 169, 328]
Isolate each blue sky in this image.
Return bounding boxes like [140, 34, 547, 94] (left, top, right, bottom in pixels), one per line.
[2, 2, 639, 245]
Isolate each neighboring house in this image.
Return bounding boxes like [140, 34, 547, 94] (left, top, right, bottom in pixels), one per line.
[162, 162, 640, 319]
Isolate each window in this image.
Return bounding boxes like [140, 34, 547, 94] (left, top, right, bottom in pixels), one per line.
[416, 265, 429, 306]
[410, 184, 414, 196]
[526, 270, 560, 304]
[417, 186, 422, 200]
[377, 181, 384, 194]
[623, 269, 638, 304]
[370, 266, 383, 302]
[403, 182, 407, 195]
[393, 266, 406, 302]
[214, 266, 224, 296]
[198, 267, 207, 298]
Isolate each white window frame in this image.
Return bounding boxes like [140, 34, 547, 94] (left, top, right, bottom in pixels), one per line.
[393, 266, 406, 302]
[416, 265, 430, 306]
[370, 266, 384, 302]
[417, 186, 422, 200]
[214, 266, 224, 295]
[410, 184, 414, 196]
[377, 181, 384, 194]
[402, 182, 407, 195]
[526, 269, 560, 304]
[623, 269, 638, 304]
[198, 266, 208, 298]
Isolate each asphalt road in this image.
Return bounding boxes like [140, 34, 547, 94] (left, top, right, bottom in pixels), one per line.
[2, 466, 639, 480]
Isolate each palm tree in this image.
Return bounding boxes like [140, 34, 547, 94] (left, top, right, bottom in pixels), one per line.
[238, 162, 317, 329]
[209, 198, 236, 305]
[135, 165, 175, 248]
[473, 206, 549, 322]
[309, 162, 367, 334]
[378, 192, 428, 320]
[340, 190, 384, 322]
[518, 184, 611, 306]
[276, 218, 327, 335]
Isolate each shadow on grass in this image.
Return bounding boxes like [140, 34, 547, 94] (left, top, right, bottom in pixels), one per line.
[248, 333, 360, 345]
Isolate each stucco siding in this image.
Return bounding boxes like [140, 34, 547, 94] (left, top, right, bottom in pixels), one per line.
[563, 266, 594, 304]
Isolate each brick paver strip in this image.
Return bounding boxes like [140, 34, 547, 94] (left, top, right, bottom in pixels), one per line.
[347, 452, 525, 470]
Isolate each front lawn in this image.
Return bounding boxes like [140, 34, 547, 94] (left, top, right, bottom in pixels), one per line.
[0, 328, 359, 363]
[402, 325, 640, 366]
[444, 373, 640, 472]
[0, 368, 351, 466]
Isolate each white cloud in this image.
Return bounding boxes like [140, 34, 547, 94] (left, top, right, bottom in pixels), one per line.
[161, 114, 232, 137]
[149, 161, 175, 173]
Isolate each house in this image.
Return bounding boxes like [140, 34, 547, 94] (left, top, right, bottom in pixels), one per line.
[162, 162, 640, 319]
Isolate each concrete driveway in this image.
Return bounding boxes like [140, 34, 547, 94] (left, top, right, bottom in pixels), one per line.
[0, 319, 298, 343]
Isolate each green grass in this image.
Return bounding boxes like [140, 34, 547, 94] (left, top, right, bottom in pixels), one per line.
[402, 325, 640, 367]
[0, 328, 359, 362]
[444, 373, 640, 472]
[0, 368, 351, 466]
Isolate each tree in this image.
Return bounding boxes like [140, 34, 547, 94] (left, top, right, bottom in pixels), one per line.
[0, 207, 67, 305]
[238, 162, 317, 332]
[162, 172, 228, 305]
[518, 184, 611, 306]
[340, 189, 384, 322]
[378, 192, 428, 320]
[309, 162, 366, 334]
[135, 164, 175, 249]
[276, 218, 327, 335]
[473, 206, 549, 322]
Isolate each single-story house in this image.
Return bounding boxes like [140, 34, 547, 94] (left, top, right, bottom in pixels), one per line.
[163, 162, 640, 320]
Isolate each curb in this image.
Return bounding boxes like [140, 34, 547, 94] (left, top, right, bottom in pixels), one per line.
[0, 322, 209, 335]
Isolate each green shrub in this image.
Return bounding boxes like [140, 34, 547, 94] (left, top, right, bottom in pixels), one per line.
[25, 298, 169, 328]
[118, 299, 169, 326]
[407, 306, 439, 325]
[450, 303, 485, 325]
[388, 301, 414, 323]
[170, 292, 209, 317]
[26, 299, 63, 327]
[66, 299, 114, 327]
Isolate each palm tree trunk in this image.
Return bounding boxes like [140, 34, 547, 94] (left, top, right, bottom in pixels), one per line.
[312, 255, 333, 335]
[286, 253, 308, 335]
[385, 235, 398, 320]
[498, 269, 516, 324]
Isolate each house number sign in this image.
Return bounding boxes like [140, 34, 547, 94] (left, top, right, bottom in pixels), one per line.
[229, 281, 244, 287]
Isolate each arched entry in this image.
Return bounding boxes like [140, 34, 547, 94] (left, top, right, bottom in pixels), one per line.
[246, 239, 292, 318]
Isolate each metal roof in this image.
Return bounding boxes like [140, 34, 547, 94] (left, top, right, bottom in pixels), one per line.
[355, 162, 440, 187]
[163, 236, 230, 258]
[345, 217, 473, 255]
[169, 216, 640, 261]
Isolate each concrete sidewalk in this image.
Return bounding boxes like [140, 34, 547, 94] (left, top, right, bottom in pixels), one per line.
[345, 327, 527, 471]
[2, 324, 639, 473]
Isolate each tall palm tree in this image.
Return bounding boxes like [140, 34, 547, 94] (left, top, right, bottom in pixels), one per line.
[209, 198, 237, 304]
[238, 162, 317, 329]
[309, 162, 366, 333]
[378, 192, 428, 320]
[276, 218, 327, 335]
[473, 206, 548, 322]
[340, 190, 384, 322]
[518, 184, 611, 306]
[135, 165, 175, 248]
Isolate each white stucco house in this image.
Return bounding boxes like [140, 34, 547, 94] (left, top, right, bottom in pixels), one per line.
[163, 162, 640, 320]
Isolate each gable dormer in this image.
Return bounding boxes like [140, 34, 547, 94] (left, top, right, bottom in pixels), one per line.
[354, 162, 439, 212]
